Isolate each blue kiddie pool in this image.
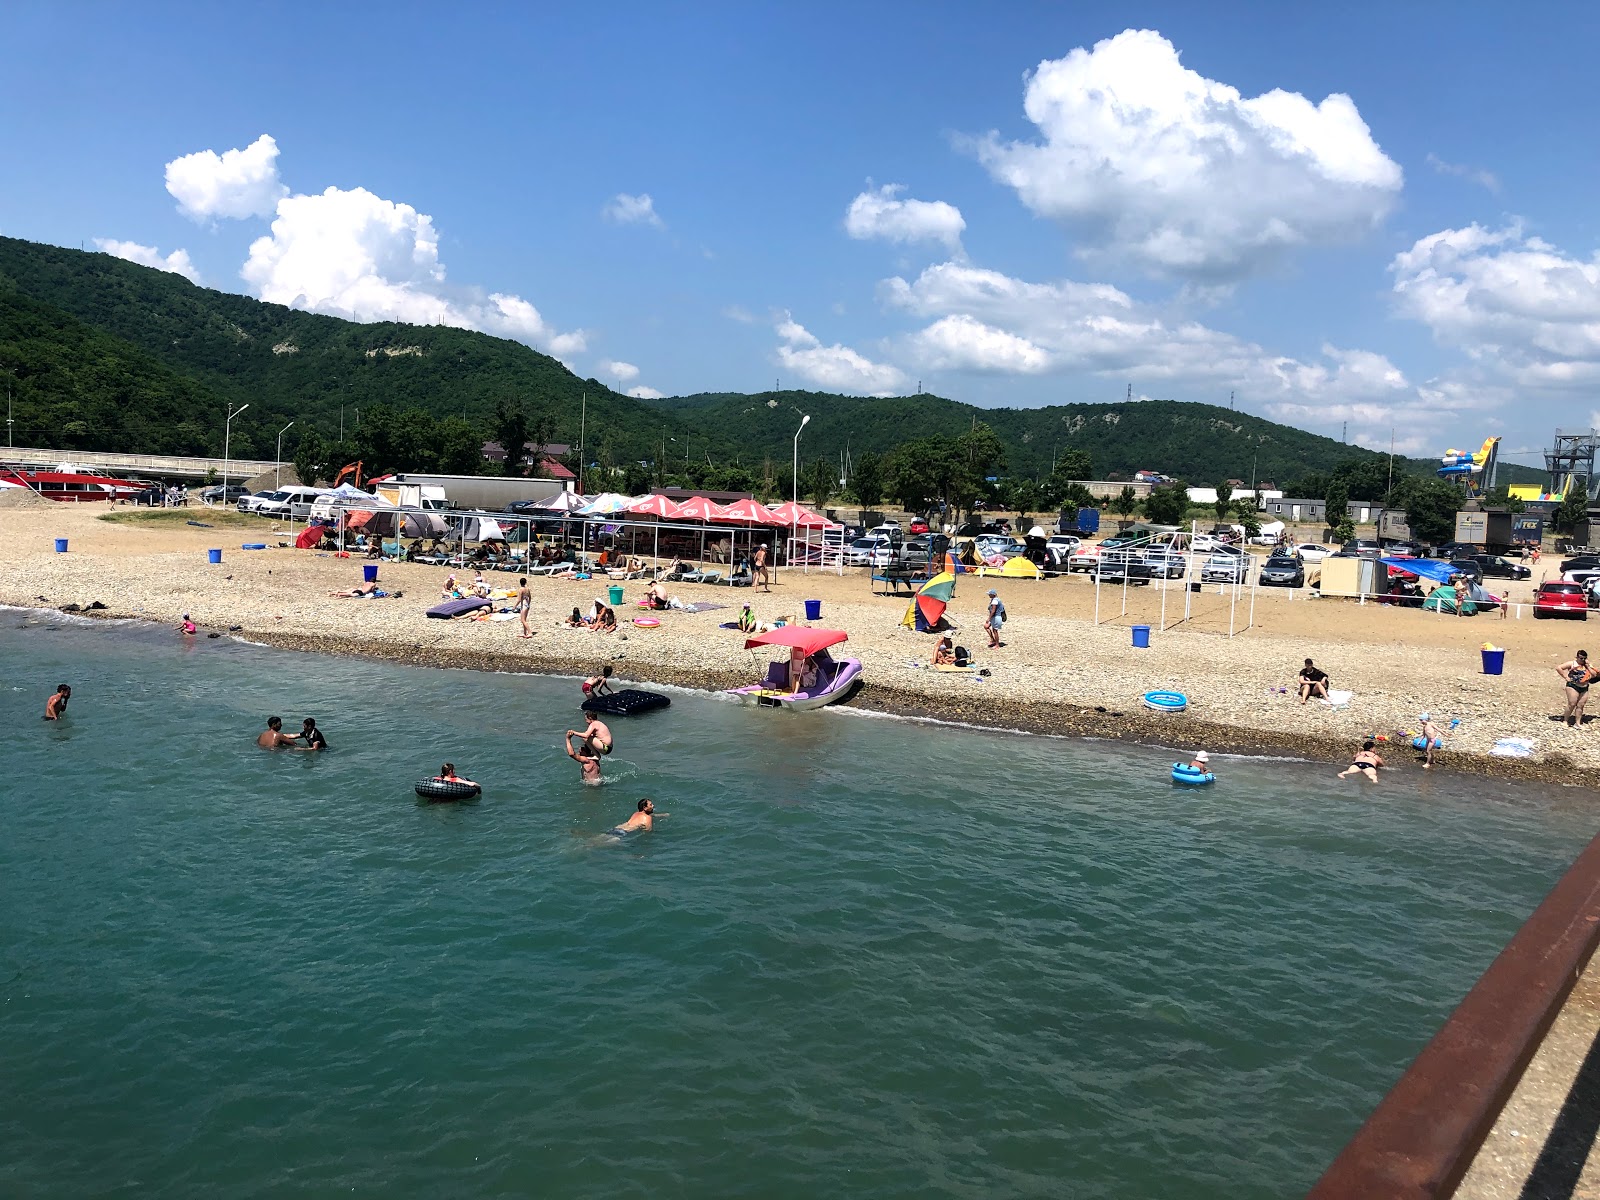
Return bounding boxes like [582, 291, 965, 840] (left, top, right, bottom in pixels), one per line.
[1171, 763, 1215, 786]
[1142, 690, 1188, 713]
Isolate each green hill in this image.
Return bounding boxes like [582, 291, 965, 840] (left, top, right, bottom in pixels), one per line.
[0, 235, 1545, 492]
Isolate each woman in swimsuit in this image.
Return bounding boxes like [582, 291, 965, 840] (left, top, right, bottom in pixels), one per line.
[932, 637, 956, 667]
[1557, 650, 1597, 728]
[1337, 740, 1384, 782]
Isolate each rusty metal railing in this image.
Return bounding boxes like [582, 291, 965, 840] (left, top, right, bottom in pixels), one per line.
[1307, 830, 1600, 1199]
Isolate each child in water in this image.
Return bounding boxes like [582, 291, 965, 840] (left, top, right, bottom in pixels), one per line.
[181, 614, 197, 635]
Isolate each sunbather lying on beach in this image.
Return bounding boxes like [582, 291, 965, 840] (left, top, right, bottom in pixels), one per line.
[329, 581, 395, 598]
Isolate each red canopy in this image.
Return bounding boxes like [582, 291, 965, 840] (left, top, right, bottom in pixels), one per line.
[673, 495, 727, 521]
[744, 626, 849, 655]
[626, 493, 685, 519]
[766, 500, 835, 528]
[715, 497, 784, 525]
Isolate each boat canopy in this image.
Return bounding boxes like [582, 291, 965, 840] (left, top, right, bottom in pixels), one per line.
[744, 626, 849, 655]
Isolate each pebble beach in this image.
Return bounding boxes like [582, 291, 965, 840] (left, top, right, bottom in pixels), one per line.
[5, 498, 1598, 786]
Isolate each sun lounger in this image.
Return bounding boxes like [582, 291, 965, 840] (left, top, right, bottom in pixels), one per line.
[699, 571, 724, 586]
[679, 568, 706, 583]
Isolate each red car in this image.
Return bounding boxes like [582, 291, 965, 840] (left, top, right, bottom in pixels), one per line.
[908, 517, 930, 535]
[1534, 581, 1588, 619]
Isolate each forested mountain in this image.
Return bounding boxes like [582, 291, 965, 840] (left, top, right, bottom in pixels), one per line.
[0, 235, 1543, 491]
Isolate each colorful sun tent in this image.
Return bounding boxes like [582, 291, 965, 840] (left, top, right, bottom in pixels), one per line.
[901, 572, 957, 632]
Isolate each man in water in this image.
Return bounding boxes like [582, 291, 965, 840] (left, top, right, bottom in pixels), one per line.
[605, 797, 663, 839]
[300, 717, 328, 751]
[256, 716, 301, 748]
[565, 731, 603, 785]
[44, 683, 71, 720]
[1337, 740, 1385, 782]
[1298, 658, 1330, 704]
[575, 711, 613, 757]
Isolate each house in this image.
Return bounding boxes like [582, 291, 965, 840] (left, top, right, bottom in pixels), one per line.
[480, 440, 575, 480]
[1266, 498, 1380, 524]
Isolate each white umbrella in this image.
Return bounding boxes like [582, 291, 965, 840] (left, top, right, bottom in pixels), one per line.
[535, 491, 591, 513]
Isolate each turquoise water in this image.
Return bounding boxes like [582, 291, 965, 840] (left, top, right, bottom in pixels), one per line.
[1, 613, 1593, 1198]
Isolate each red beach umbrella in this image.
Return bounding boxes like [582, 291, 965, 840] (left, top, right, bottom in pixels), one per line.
[626, 494, 686, 519]
[673, 495, 727, 522]
[715, 497, 784, 525]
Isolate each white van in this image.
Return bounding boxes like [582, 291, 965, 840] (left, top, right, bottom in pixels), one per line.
[257, 485, 327, 520]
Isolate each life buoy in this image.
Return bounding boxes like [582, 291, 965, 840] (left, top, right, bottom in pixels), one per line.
[1143, 690, 1188, 713]
[1171, 763, 1215, 786]
[415, 778, 481, 801]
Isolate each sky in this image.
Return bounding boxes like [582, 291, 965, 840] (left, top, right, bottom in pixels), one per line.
[3, 1, 1597, 466]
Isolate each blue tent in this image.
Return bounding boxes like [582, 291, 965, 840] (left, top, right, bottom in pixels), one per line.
[1379, 557, 1458, 584]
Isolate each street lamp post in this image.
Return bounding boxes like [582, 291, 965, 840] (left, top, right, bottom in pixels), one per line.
[792, 413, 810, 505]
[223, 402, 250, 504]
[276, 421, 296, 488]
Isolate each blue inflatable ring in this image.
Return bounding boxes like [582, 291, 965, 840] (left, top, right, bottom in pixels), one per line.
[1171, 763, 1215, 786]
[1142, 690, 1188, 713]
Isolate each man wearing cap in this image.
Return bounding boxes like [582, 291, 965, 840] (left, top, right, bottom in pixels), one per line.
[984, 589, 1006, 648]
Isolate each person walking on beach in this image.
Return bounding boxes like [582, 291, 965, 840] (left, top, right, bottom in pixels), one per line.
[515, 577, 533, 638]
[565, 731, 603, 785]
[984, 590, 1006, 648]
[1337, 740, 1385, 782]
[1298, 659, 1330, 704]
[1416, 712, 1442, 769]
[44, 683, 71, 720]
[604, 797, 664, 840]
[256, 716, 301, 749]
[300, 718, 328, 751]
[753, 543, 771, 591]
[1557, 650, 1597, 728]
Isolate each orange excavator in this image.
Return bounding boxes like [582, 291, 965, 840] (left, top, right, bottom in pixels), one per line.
[333, 461, 364, 489]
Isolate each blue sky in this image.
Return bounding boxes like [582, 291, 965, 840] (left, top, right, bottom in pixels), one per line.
[3, 1, 1597, 465]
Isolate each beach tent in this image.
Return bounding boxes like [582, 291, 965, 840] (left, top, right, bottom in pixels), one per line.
[365, 510, 447, 538]
[449, 514, 506, 542]
[1379, 557, 1457, 584]
[1422, 584, 1477, 615]
[295, 524, 323, 549]
[900, 572, 956, 632]
[980, 555, 1041, 579]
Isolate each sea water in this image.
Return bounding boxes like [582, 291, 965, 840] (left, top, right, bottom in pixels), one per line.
[0, 612, 1593, 1199]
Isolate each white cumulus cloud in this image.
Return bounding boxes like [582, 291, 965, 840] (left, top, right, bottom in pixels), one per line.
[775, 313, 907, 395]
[93, 239, 201, 283]
[165, 134, 288, 222]
[240, 184, 585, 357]
[603, 193, 665, 228]
[627, 386, 666, 399]
[844, 184, 965, 252]
[973, 29, 1402, 281]
[601, 360, 640, 383]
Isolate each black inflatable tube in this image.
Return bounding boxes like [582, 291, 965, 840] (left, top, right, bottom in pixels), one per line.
[415, 779, 481, 801]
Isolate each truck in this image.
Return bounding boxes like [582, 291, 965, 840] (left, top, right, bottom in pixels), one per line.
[1484, 510, 1544, 554]
[384, 472, 566, 512]
[1377, 509, 1415, 545]
[1061, 507, 1100, 535]
[375, 482, 448, 511]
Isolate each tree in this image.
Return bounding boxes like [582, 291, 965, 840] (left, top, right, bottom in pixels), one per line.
[1555, 489, 1590, 534]
[1323, 478, 1349, 533]
[1143, 481, 1189, 526]
[1232, 498, 1261, 539]
[1002, 478, 1040, 524]
[491, 400, 530, 477]
[622, 460, 652, 496]
[1115, 485, 1138, 519]
[805, 457, 835, 508]
[292, 428, 328, 487]
[849, 450, 884, 509]
[435, 416, 484, 475]
[1404, 480, 1466, 545]
[1059, 481, 1096, 512]
[1213, 480, 1234, 522]
[1482, 484, 1527, 515]
[1055, 446, 1093, 481]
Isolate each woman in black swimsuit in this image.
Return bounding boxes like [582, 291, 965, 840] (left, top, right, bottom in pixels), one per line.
[1558, 651, 1596, 727]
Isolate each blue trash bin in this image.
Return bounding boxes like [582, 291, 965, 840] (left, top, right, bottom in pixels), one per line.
[363, 564, 380, 584]
[207, 548, 222, 564]
[54, 538, 68, 553]
[804, 599, 822, 621]
[1131, 624, 1151, 648]
[1481, 648, 1505, 675]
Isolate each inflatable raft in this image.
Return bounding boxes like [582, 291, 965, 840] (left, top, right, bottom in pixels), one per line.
[415, 778, 481, 801]
[427, 597, 492, 619]
[1171, 763, 1215, 786]
[581, 688, 671, 717]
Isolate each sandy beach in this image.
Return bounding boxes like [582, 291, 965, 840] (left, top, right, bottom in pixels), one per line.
[4, 500, 1597, 785]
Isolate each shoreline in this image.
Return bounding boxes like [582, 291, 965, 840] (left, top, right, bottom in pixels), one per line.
[20, 604, 1586, 786]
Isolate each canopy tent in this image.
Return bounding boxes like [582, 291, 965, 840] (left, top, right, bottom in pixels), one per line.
[450, 514, 507, 542]
[1380, 557, 1460, 585]
[744, 626, 848, 655]
[322, 482, 385, 506]
[766, 500, 833, 528]
[715, 497, 784, 525]
[901, 572, 956, 632]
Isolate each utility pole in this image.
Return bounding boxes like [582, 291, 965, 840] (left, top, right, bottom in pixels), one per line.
[1342, 421, 1347, 443]
[4, 363, 13, 449]
[1126, 383, 1132, 403]
[1229, 390, 1235, 410]
[577, 392, 586, 496]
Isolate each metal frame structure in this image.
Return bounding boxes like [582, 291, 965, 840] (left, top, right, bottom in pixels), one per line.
[1545, 428, 1600, 501]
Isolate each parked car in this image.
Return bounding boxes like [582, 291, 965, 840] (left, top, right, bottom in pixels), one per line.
[1471, 554, 1532, 580]
[845, 536, 895, 567]
[1142, 548, 1189, 579]
[908, 517, 930, 535]
[200, 484, 250, 503]
[1248, 532, 1288, 546]
[1560, 554, 1600, 575]
[237, 490, 278, 513]
[1534, 580, 1589, 619]
[1093, 551, 1151, 585]
[1337, 539, 1382, 556]
[1382, 541, 1424, 558]
[975, 535, 1026, 558]
[900, 538, 932, 568]
[1294, 543, 1332, 563]
[1047, 533, 1081, 552]
[1258, 554, 1305, 588]
[1200, 553, 1251, 584]
[1068, 546, 1102, 573]
[1446, 559, 1484, 584]
[1434, 542, 1481, 561]
[256, 485, 327, 520]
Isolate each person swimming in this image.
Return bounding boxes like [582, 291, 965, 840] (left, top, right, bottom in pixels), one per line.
[565, 731, 603, 785]
[44, 683, 71, 720]
[434, 761, 478, 787]
[256, 715, 301, 748]
[300, 717, 328, 751]
[181, 614, 196, 635]
[604, 797, 662, 838]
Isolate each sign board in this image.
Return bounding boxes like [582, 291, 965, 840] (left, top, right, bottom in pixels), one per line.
[1511, 515, 1544, 544]
[1454, 510, 1488, 545]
